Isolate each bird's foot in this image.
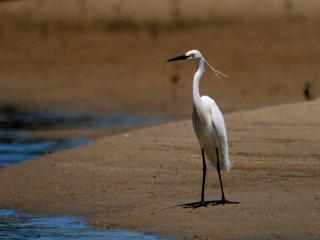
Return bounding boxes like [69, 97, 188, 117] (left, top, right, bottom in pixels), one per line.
[219, 197, 239, 205]
[179, 199, 239, 209]
[179, 201, 210, 209]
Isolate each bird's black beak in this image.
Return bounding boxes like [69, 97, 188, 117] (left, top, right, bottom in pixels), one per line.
[167, 54, 188, 62]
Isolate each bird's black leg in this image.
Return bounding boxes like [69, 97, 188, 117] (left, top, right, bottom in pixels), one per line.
[177, 149, 210, 208]
[216, 147, 226, 204]
[201, 148, 207, 205]
[178, 148, 237, 209]
[215, 147, 239, 205]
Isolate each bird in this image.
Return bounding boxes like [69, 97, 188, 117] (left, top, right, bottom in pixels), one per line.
[167, 49, 237, 208]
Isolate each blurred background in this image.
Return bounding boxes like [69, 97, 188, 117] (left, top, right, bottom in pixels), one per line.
[1, 0, 319, 116]
[0, 0, 319, 165]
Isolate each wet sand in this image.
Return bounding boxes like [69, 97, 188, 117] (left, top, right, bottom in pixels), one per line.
[0, 99, 319, 239]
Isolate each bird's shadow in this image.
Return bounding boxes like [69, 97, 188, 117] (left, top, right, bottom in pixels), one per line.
[177, 199, 239, 209]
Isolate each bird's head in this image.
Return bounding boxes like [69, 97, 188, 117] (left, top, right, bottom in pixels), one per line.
[167, 49, 203, 62]
[167, 49, 229, 80]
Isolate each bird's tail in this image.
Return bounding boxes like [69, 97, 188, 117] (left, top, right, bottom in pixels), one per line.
[206, 144, 231, 172]
[221, 125, 232, 172]
[223, 147, 232, 172]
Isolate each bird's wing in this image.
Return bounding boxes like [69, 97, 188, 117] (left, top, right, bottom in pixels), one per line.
[210, 102, 231, 171]
[192, 106, 203, 148]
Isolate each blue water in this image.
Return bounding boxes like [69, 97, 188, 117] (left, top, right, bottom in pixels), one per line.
[0, 104, 168, 239]
[0, 135, 91, 168]
[0, 210, 167, 240]
[0, 104, 164, 130]
[0, 104, 164, 168]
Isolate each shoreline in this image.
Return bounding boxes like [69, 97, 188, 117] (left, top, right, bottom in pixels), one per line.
[0, 100, 319, 239]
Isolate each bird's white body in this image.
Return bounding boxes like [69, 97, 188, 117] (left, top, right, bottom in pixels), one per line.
[192, 96, 231, 171]
[191, 55, 231, 172]
[168, 49, 234, 206]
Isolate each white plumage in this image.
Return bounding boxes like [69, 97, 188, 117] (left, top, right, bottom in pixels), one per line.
[192, 96, 231, 172]
[168, 49, 236, 207]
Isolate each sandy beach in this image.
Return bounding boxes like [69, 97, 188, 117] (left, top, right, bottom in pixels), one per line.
[0, 100, 319, 239]
[0, 0, 320, 239]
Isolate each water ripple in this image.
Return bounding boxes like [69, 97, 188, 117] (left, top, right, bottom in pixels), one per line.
[0, 209, 167, 240]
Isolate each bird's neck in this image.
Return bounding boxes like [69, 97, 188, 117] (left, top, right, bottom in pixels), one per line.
[193, 59, 205, 111]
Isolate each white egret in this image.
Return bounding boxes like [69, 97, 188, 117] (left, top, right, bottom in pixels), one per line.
[167, 50, 237, 207]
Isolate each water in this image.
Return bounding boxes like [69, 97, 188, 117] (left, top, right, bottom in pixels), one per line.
[0, 104, 168, 239]
[0, 104, 164, 168]
[0, 135, 91, 168]
[0, 209, 167, 240]
[0, 104, 163, 130]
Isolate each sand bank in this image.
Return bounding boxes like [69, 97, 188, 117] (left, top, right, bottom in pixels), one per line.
[0, 100, 319, 239]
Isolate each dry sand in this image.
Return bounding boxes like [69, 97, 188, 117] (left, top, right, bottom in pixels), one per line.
[1, 1, 320, 117]
[0, 99, 319, 239]
[1, 22, 320, 117]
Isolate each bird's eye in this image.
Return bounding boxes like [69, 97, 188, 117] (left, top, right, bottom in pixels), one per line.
[189, 53, 195, 58]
